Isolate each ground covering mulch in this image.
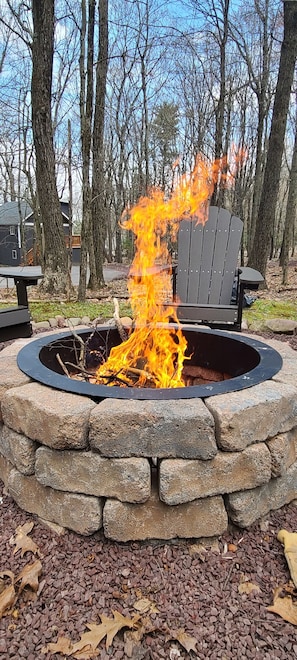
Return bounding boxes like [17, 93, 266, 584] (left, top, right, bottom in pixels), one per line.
[1, 483, 297, 660]
[1, 258, 297, 658]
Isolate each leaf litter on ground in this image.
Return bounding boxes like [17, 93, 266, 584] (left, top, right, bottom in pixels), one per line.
[9, 520, 42, 557]
[0, 521, 42, 618]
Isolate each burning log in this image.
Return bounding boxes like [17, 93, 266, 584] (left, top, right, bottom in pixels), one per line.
[182, 365, 231, 386]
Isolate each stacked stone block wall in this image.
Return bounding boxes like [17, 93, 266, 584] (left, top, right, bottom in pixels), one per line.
[0, 335, 297, 541]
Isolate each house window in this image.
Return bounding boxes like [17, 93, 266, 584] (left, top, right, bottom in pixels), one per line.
[9, 226, 15, 235]
[12, 249, 17, 260]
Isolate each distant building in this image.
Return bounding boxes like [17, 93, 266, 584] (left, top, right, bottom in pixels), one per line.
[0, 200, 75, 266]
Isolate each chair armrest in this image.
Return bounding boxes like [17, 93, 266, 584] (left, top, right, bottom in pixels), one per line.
[238, 266, 264, 289]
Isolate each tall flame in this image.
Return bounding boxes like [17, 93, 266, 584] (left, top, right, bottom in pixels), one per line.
[96, 155, 226, 388]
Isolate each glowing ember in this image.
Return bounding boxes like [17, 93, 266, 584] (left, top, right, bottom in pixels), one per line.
[95, 155, 224, 388]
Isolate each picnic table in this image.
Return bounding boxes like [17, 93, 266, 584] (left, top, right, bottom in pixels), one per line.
[0, 267, 43, 341]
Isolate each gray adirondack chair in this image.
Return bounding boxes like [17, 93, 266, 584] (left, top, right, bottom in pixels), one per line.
[170, 206, 263, 331]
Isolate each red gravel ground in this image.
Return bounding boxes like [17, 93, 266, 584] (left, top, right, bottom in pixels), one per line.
[1, 480, 297, 659]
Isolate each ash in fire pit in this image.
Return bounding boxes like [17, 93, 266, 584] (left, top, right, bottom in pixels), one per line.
[17, 325, 282, 400]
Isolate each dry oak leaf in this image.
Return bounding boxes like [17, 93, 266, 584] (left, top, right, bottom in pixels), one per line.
[238, 581, 261, 595]
[267, 586, 297, 625]
[15, 560, 42, 596]
[277, 529, 297, 588]
[238, 574, 261, 595]
[0, 571, 16, 619]
[133, 597, 160, 614]
[42, 636, 74, 656]
[166, 628, 198, 654]
[9, 521, 41, 557]
[42, 611, 140, 657]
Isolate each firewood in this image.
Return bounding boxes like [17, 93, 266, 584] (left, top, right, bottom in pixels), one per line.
[125, 366, 155, 382]
[113, 297, 128, 342]
[56, 353, 71, 378]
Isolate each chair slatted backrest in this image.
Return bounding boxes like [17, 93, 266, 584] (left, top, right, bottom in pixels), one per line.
[176, 207, 243, 305]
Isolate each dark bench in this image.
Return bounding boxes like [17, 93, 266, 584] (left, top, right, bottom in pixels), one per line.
[0, 269, 44, 342]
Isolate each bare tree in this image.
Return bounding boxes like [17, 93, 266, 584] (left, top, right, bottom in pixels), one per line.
[279, 100, 297, 283]
[89, 0, 108, 288]
[230, 0, 280, 254]
[31, 1, 71, 293]
[77, 0, 95, 301]
[248, 0, 297, 279]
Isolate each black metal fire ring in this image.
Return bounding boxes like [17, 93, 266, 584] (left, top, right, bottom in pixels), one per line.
[17, 325, 283, 401]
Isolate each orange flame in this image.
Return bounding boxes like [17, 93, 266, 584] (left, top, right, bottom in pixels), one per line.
[95, 154, 229, 388]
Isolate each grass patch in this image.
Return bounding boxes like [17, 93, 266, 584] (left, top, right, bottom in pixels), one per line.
[243, 299, 297, 324]
[0, 300, 132, 323]
[1, 297, 296, 325]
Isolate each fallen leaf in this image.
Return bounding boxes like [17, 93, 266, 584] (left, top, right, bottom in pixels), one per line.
[15, 559, 42, 595]
[42, 636, 74, 656]
[10, 522, 40, 557]
[0, 584, 16, 618]
[0, 570, 15, 588]
[189, 543, 206, 561]
[42, 611, 140, 657]
[238, 573, 261, 595]
[100, 611, 140, 649]
[167, 628, 198, 654]
[133, 597, 159, 614]
[267, 586, 297, 625]
[277, 529, 297, 588]
[238, 581, 261, 595]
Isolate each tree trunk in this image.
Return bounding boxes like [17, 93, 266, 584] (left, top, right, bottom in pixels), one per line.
[210, 0, 230, 206]
[280, 108, 297, 283]
[31, 0, 71, 294]
[78, 0, 95, 301]
[90, 0, 108, 288]
[248, 1, 297, 279]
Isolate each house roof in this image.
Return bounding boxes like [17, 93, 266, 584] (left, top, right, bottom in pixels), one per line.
[0, 201, 33, 225]
[0, 200, 70, 225]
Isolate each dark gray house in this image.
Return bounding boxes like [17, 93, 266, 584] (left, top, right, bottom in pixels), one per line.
[0, 200, 71, 266]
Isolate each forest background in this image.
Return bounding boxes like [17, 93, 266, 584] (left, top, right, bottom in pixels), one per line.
[0, 0, 297, 301]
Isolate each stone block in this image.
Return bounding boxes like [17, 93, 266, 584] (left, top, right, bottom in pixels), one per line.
[66, 318, 82, 327]
[0, 337, 37, 358]
[159, 443, 271, 504]
[251, 336, 297, 389]
[8, 469, 102, 535]
[265, 319, 297, 334]
[89, 398, 217, 459]
[0, 425, 37, 475]
[0, 352, 30, 422]
[35, 447, 150, 502]
[273, 356, 297, 389]
[103, 486, 228, 542]
[2, 382, 96, 449]
[266, 428, 297, 477]
[0, 452, 14, 487]
[226, 460, 297, 528]
[33, 321, 50, 331]
[244, 335, 294, 360]
[206, 381, 297, 451]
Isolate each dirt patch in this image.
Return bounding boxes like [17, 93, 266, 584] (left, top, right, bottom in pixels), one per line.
[257, 258, 297, 302]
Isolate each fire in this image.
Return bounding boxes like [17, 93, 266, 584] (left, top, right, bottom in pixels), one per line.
[95, 155, 224, 388]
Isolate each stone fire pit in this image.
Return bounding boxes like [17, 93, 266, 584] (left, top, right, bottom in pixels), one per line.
[0, 329, 297, 541]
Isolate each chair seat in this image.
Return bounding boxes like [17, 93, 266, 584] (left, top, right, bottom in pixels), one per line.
[172, 302, 239, 324]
